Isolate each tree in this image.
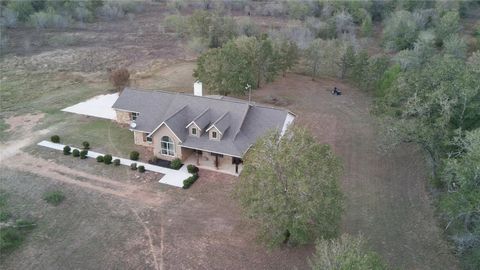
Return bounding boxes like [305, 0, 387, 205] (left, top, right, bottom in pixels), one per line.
[443, 34, 468, 60]
[274, 37, 299, 77]
[382, 10, 419, 51]
[308, 234, 388, 270]
[194, 42, 254, 96]
[235, 36, 280, 88]
[376, 54, 480, 178]
[109, 68, 130, 91]
[360, 14, 373, 37]
[440, 129, 480, 267]
[305, 39, 324, 80]
[7, 0, 34, 22]
[434, 11, 460, 46]
[235, 127, 344, 246]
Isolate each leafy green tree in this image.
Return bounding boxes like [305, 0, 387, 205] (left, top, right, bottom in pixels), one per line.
[7, 0, 34, 22]
[274, 37, 299, 77]
[194, 41, 254, 96]
[382, 10, 419, 51]
[376, 54, 480, 178]
[309, 234, 388, 270]
[235, 36, 280, 88]
[434, 11, 460, 46]
[360, 14, 373, 37]
[305, 39, 324, 80]
[443, 34, 468, 60]
[235, 127, 344, 246]
[440, 129, 480, 234]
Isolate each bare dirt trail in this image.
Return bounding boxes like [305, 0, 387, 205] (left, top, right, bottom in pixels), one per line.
[253, 74, 458, 270]
[4, 152, 169, 207]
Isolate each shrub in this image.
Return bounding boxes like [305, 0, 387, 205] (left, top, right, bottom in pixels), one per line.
[43, 190, 65, 206]
[0, 211, 12, 222]
[103, 154, 113, 165]
[0, 227, 23, 252]
[170, 158, 182, 170]
[130, 163, 137, 170]
[130, 151, 139, 161]
[80, 150, 88, 159]
[72, 149, 80, 157]
[182, 173, 199, 189]
[113, 159, 121, 166]
[96, 155, 104, 162]
[63, 145, 71, 155]
[15, 220, 36, 230]
[82, 141, 90, 149]
[109, 68, 130, 91]
[138, 165, 145, 173]
[187, 164, 199, 174]
[50, 135, 60, 143]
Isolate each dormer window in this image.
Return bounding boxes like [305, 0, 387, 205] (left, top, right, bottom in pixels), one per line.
[191, 127, 197, 135]
[209, 128, 221, 140]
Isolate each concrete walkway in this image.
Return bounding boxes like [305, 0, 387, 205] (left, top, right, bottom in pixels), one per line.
[61, 93, 119, 120]
[37, 140, 192, 188]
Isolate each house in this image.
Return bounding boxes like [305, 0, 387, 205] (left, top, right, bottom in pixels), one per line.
[112, 84, 295, 175]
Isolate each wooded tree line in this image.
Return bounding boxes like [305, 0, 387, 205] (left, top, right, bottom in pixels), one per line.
[168, 1, 480, 269]
[0, 0, 142, 29]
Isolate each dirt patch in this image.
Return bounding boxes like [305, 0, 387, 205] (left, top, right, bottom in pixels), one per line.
[252, 74, 458, 270]
[5, 113, 45, 133]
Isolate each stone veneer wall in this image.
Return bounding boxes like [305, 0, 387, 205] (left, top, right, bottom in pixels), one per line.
[133, 131, 153, 147]
[116, 110, 131, 124]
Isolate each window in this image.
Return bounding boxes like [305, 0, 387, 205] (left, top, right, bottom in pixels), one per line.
[191, 127, 197, 135]
[160, 136, 175, 156]
[131, 112, 139, 121]
[212, 131, 217, 139]
[146, 136, 152, 143]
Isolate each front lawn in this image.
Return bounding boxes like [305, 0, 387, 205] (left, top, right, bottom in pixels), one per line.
[53, 116, 141, 158]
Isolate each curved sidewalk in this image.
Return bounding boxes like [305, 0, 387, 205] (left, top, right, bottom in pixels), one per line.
[37, 140, 191, 188]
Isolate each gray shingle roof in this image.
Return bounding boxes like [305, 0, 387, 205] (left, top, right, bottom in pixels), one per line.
[112, 88, 294, 157]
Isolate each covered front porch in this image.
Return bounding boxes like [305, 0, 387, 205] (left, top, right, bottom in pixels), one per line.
[181, 148, 243, 176]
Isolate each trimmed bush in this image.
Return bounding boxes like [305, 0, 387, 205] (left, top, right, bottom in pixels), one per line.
[138, 165, 145, 173]
[103, 154, 113, 165]
[43, 190, 65, 206]
[96, 155, 104, 162]
[113, 159, 121, 166]
[182, 173, 199, 189]
[50, 135, 60, 143]
[171, 158, 182, 170]
[130, 151, 139, 161]
[80, 150, 88, 159]
[82, 141, 90, 149]
[72, 149, 80, 157]
[187, 164, 199, 174]
[130, 163, 137, 170]
[63, 145, 71, 155]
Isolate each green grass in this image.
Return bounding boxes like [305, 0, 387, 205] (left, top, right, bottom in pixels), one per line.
[43, 191, 65, 206]
[0, 70, 109, 117]
[0, 118, 10, 142]
[0, 211, 12, 222]
[0, 227, 24, 253]
[57, 118, 138, 157]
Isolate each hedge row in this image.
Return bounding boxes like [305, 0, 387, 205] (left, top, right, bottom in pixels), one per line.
[183, 165, 199, 189]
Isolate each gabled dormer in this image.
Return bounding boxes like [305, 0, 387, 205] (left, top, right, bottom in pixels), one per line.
[206, 112, 230, 141]
[186, 108, 210, 137]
